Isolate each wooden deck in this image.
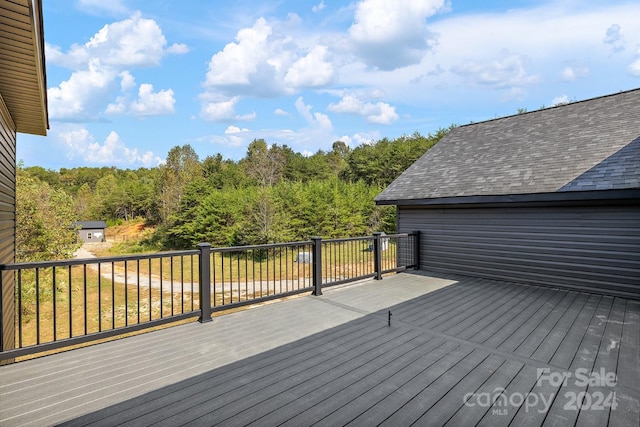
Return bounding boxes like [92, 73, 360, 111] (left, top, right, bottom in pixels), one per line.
[1, 271, 638, 426]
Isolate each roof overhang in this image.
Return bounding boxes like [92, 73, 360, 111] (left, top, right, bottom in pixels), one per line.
[0, 0, 48, 135]
[376, 189, 640, 208]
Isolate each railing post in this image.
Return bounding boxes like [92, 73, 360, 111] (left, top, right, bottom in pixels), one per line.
[311, 237, 323, 296]
[197, 243, 213, 323]
[412, 231, 420, 270]
[373, 232, 382, 280]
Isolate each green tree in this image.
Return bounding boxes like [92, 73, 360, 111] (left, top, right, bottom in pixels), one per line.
[157, 144, 202, 223]
[16, 172, 80, 261]
[243, 139, 285, 187]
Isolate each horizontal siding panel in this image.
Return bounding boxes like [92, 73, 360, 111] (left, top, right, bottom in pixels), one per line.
[0, 96, 15, 354]
[399, 205, 640, 298]
[424, 238, 640, 262]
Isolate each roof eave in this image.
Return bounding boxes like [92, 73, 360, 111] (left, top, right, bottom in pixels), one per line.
[0, 0, 49, 136]
[375, 189, 640, 207]
[22, 0, 48, 135]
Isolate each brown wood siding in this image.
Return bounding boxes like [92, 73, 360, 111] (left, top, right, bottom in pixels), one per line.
[0, 94, 15, 355]
[398, 204, 640, 299]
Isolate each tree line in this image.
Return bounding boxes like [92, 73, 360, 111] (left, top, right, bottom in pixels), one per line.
[17, 129, 449, 259]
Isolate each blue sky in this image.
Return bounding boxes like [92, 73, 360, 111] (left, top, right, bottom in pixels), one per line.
[17, 0, 640, 170]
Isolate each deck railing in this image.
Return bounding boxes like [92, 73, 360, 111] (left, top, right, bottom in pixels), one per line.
[0, 232, 419, 360]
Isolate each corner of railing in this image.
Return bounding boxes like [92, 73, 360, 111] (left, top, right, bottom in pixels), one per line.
[412, 230, 420, 270]
[373, 232, 383, 280]
[311, 237, 322, 296]
[197, 243, 213, 323]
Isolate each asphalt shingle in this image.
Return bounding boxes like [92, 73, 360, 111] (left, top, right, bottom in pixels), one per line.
[376, 88, 640, 202]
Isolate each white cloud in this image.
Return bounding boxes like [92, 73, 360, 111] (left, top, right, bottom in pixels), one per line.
[225, 125, 250, 134]
[352, 132, 380, 146]
[58, 128, 161, 167]
[119, 71, 136, 91]
[167, 43, 189, 54]
[604, 24, 624, 53]
[312, 2, 326, 13]
[274, 108, 292, 117]
[48, 58, 117, 120]
[130, 84, 176, 117]
[222, 126, 250, 146]
[561, 65, 589, 81]
[349, 0, 446, 70]
[200, 97, 256, 122]
[630, 46, 640, 76]
[205, 18, 276, 87]
[328, 95, 399, 124]
[284, 45, 335, 88]
[49, 12, 168, 69]
[451, 51, 538, 90]
[551, 95, 570, 106]
[107, 83, 175, 118]
[295, 97, 332, 131]
[46, 12, 184, 121]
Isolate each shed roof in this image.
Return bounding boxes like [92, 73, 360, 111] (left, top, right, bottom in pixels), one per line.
[74, 221, 107, 230]
[0, 0, 48, 135]
[376, 88, 640, 205]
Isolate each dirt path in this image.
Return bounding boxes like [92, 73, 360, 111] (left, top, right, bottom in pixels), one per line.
[74, 242, 312, 297]
[75, 242, 199, 294]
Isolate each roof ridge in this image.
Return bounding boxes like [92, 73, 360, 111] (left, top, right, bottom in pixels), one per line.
[458, 86, 640, 128]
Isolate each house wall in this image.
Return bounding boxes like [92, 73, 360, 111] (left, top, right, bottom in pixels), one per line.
[78, 228, 105, 243]
[0, 94, 16, 355]
[398, 203, 640, 299]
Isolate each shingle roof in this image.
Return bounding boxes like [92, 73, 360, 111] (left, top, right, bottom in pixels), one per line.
[376, 88, 640, 203]
[73, 221, 107, 230]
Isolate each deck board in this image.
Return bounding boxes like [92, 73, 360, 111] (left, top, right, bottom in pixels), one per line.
[0, 271, 638, 427]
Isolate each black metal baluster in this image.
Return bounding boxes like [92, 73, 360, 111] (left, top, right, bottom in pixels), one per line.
[148, 259, 152, 321]
[111, 262, 115, 329]
[221, 253, 225, 305]
[124, 260, 128, 326]
[170, 256, 174, 316]
[190, 255, 194, 311]
[68, 266, 72, 338]
[160, 259, 163, 318]
[83, 264, 87, 335]
[18, 270, 22, 348]
[212, 251, 217, 307]
[180, 255, 184, 313]
[53, 266, 57, 342]
[35, 268, 40, 344]
[137, 259, 140, 324]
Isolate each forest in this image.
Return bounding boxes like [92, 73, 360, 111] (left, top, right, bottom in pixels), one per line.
[17, 129, 450, 262]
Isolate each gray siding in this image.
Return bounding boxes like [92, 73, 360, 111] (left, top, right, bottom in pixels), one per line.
[78, 228, 106, 243]
[398, 205, 640, 298]
[0, 95, 16, 355]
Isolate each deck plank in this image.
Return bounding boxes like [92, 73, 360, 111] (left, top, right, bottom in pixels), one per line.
[226, 337, 452, 426]
[436, 282, 527, 336]
[519, 296, 614, 426]
[495, 289, 570, 352]
[455, 284, 542, 341]
[469, 286, 552, 344]
[327, 344, 475, 426]
[379, 349, 491, 426]
[444, 359, 525, 426]
[0, 271, 637, 427]
[574, 297, 627, 427]
[514, 291, 582, 358]
[481, 288, 559, 349]
[549, 293, 602, 369]
[617, 299, 640, 390]
[416, 354, 508, 425]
